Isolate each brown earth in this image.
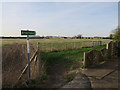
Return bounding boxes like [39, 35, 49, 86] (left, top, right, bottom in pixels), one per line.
[28, 60, 82, 88]
[43, 61, 82, 88]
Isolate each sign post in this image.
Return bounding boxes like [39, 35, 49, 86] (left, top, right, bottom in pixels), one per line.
[27, 35, 31, 82]
[21, 30, 36, 83]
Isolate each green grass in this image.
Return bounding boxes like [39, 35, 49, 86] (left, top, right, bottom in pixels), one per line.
[41, 45, 106, 71]
[38, 45, 106, 88]
[21, 45, 106, 88]
[66, 75, 74, 83]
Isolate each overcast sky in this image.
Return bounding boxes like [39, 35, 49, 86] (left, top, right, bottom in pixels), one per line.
[2, 2, 118, 37]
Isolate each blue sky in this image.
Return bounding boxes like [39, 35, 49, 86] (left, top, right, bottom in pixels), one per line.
[2, 2, 118, 37]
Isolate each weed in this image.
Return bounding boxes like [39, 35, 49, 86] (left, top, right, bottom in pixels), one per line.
[66, 75, 74, 83]
[80, 64, 85, 69]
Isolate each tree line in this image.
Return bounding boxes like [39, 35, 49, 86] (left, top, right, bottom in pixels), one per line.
[109, 27, 120, 41]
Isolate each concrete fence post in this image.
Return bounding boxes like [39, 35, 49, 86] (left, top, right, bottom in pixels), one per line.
[117, 42, 120, 57]
[83, 52, 87, 68]
[106, 43, 108, 49]
[106, 41, 113, 59]
[83, 41, 119, 68]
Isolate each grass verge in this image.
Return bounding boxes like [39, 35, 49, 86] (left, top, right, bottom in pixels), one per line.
[23, 45, 106, 88]
[41, 45, 106, 69]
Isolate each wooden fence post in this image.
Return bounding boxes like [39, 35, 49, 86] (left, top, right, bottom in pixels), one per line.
[37, 42, 41, 77]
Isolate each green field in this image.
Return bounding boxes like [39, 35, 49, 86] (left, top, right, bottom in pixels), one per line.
[2, 38, 110, 52]
[42, 45, 106, 69]
[27, 45, 106, 88]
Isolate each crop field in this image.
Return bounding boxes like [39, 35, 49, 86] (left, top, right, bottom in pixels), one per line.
[2, 38, 110, 52]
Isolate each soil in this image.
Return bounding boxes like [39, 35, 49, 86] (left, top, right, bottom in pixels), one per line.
[43, 61, 82, 88]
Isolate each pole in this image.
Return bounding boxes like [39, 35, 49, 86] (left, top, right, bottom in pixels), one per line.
[27, 35, 31, 82]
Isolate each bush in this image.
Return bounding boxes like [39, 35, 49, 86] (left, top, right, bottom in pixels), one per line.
[113, 27, 120, 41]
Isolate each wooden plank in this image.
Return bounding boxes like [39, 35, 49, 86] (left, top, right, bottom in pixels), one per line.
[18, 50, 37, 80]
[14, 43, 40, 87]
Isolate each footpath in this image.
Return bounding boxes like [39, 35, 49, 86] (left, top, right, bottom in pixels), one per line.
[81, 57, 119, 89]
[62, 73, 92, 89]
[62, 57, 119, 89]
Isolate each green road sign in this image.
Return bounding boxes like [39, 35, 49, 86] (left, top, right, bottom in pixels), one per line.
[21, 30, 36, 82]
[21, 30, 36, 35]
